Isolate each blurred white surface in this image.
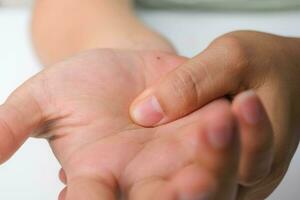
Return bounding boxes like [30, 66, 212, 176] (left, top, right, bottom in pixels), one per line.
[0, 7, 299, 200]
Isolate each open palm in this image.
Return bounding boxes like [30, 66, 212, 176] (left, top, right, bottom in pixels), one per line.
[0, 50, 239, 200]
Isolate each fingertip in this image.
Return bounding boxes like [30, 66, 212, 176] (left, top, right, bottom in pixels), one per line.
[58, 187, 67, 200]
[177, 99, 240, 181]
[204, 100, 239, 151]
[130, 94, 165, 127]
[59, 168, 67, 184]
[171, 165, 216, 200]
[232, 90, 266, 125]
[176, 99, 238, 158]
[0, 106, 18, 164]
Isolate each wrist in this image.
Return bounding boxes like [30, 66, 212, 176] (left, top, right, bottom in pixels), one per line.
[33, 16, 175, 66]
[83, 22, 175, 53]
[32, 0, 175, 65]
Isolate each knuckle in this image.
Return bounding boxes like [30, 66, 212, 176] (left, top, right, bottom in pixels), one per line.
[167, 67, 200, 110]
[211, 34, 250, 74]
[0, 118, 16, 163]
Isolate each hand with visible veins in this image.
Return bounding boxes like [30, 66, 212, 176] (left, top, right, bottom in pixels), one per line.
[0, 49, 270, 200]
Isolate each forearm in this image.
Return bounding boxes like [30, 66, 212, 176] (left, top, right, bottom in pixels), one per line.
[32, 0, 174, 65]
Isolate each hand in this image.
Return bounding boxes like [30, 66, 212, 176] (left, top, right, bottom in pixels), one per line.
[130, 31, 300, 199]
[0, 50, 241, 200]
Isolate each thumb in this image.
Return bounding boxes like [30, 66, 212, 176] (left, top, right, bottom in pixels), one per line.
[0, 83, 43, 163]
[130, 40, 246, 127]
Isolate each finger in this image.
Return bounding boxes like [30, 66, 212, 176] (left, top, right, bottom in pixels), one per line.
[236, 165, 287, 200]
[59, 187, 67, 200]
[232, 91, 274, 186]
[0, 85, 43, 163]
[130, 38, 247, 127]
[129, 100, 239, 200]
[66, 177, 117, 200]
[176, 99, 240, 200]
[59, 168, 67, 184]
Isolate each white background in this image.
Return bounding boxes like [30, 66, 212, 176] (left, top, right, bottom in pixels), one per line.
[0, 7, 299, 200]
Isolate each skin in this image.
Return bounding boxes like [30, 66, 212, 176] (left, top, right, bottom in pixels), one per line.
[131, 31, 300, 199]
[31, 0, 174, 66]
[0, 50, 241, 200]
[31, 0, 299, 199]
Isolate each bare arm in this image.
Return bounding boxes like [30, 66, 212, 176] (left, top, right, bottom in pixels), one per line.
[32, 0, 175, 65]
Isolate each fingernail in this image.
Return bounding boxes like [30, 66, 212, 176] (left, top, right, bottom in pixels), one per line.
[239, 90, 263, 125]
[131, 95, 164, 126]
[207, 121, 234, 149]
